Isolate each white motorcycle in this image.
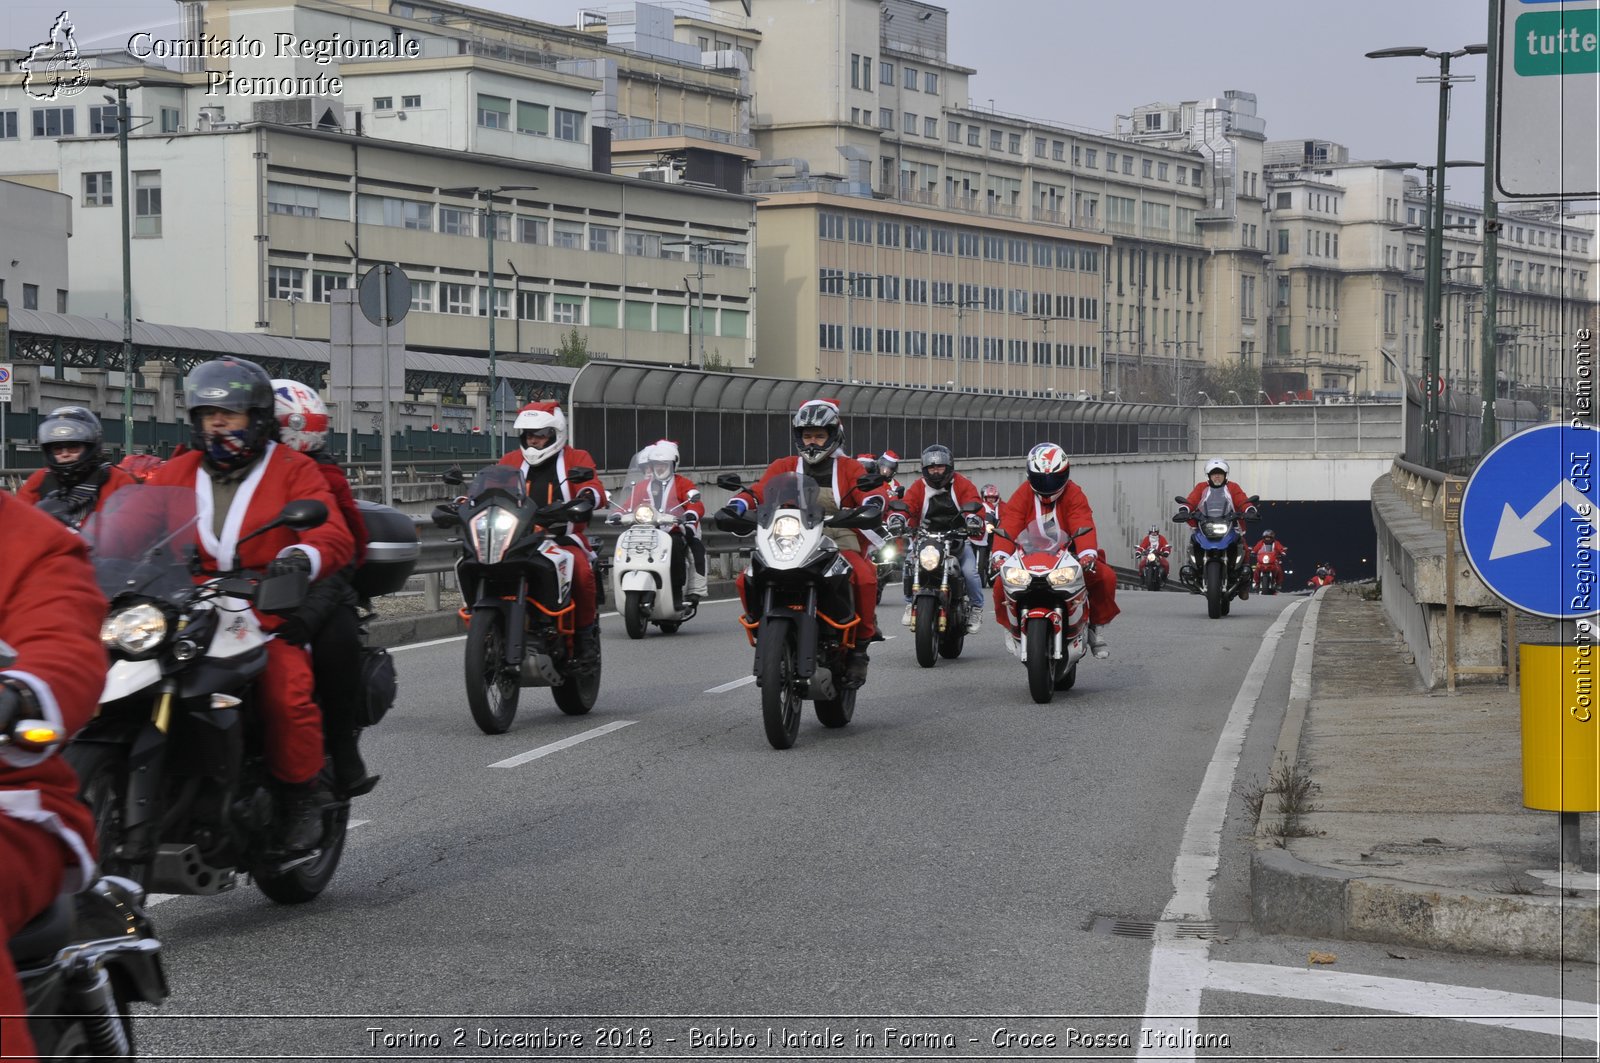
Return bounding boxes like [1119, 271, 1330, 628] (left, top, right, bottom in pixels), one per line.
[608, 457, 701, 639]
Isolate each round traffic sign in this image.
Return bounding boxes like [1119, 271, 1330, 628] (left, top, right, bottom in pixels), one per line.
[0, 367, 11, 384]
[1460, 422, 1600, 619]
[1421, 374, 1446, 397]
[358, 264, 411, 328]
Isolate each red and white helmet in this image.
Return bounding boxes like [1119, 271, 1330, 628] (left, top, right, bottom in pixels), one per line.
[514, 400, 567, 466]
[1026, 442, 1071, 502]
[272, 379, 330, 453]
[643, 439, 679, 482]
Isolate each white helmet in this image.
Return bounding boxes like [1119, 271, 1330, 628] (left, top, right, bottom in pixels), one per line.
[1025, 442, 1071, 502]
[643, 439, 678, 482]
[1204, 457, 1230, 479]
[513, 401, 567, 466]
[272, 379, 329, 454]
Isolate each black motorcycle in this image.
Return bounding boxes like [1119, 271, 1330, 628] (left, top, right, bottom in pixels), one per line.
[715, 471, 882, 750]
[435, 465, 600, 734]
[3, 653, 168, 1058]
[1139, 546, 1169, 591]
[68, 487, 402, 905]
[893, 500, 984, 668]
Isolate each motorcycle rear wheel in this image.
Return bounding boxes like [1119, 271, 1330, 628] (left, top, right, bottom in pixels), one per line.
[552, 639, 600, 716]
[913, 597, 939, 668]
[1204, 559, 1224, 620]
[255, 768, 348, 905]
[465, 609, 520, 734]
[622, 591, 648, 640]
[758, 617, 802, 749]
[814, 675, 856, 729]
[1025, 618, 1055, 704]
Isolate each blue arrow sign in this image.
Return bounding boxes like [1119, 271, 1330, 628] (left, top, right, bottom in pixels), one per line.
[1460, 423, 1600, 619]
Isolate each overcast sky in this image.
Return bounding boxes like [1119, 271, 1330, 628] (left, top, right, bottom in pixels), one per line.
[11, 0, 1499, 202]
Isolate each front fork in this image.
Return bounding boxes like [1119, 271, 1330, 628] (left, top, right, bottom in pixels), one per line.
[119, 681, 177, 861]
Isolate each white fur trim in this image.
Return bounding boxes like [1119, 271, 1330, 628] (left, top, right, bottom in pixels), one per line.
[195, 441, 277, 570]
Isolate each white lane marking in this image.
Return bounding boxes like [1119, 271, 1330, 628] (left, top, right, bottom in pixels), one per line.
[1137, 599, 1306, 1060]
[705, 675, 756, 694]
[1208, 960, 1600, 1043]
[488, 720, 636, 768]
[389, 598, 744, 653]
[143, 820, 372, 907]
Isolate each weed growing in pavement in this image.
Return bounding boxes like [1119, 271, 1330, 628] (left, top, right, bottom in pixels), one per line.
[1239, 754, 1321, 846]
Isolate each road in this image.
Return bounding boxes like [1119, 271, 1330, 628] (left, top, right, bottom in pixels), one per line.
[131, 589, 1594, 1061]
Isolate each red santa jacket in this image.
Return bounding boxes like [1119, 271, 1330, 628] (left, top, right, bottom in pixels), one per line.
[0, 493, 109, 894]
[1138, 532, 1171, 556]
[18, 463, 137, 510]
[995, 481, 1103, 560]
[736, 454, 887, 553]
[150, 444, 355, 607]
[901, 473, 983, 541]
[496, 446, 608, 550]
[310, 453, 368, 567]
[1183, 480, 1253, 526]
[622, 473, 705, 531]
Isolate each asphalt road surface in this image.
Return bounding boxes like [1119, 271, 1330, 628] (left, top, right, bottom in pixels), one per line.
[130, 588, 1596, 1061]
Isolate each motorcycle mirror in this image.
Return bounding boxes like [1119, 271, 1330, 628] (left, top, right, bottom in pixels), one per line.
[887, 499, 909, 513]
[277, 499, 328, 532]
[960, 500, 983, 513]
[716, 473, 744, 491]
[442, 464, 464, 486]
[0, 638, 15, 669]
[1173, 495, 1188, 504]
[568, 497, 596, 518]
[856, 472, 886, 490]
[1071, 526, 1092, 539]
[1248, 494, 1261, 504]
[257, 570, 310, 614]
[430, 504, 458, 529]
[567, 466, 595, 483]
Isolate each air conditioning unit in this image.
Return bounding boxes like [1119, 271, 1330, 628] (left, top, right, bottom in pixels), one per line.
[638, 165, 682, 184]
[252, 96, 346, 130]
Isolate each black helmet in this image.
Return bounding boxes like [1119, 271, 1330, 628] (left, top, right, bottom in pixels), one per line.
[37, 406, 103, 484]
[792, 399, 844, 466]
[920, 444, 954, 489]
[185, 357, 276, 471]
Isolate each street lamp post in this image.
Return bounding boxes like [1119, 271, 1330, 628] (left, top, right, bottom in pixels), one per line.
[844, 272, 878, 384]
[1367, 42, 1486, 465]
[934, 296, 980, 392]
[109, 80, 139, 456]
[1025, 316, 1062, 398]
[663, 237, 738, 370]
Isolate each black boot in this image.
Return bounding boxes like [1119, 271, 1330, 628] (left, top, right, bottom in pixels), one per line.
[572, 624, 602, 677]
[330, 729, 379, 798]
[843, 649, 870, 689]
[277, 781, 328, 852]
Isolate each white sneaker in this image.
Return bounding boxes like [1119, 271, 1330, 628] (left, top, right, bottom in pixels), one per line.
[966, 608, 982, 634]
[1087, 624, 1110, 660]
[901, 603, 915, 628]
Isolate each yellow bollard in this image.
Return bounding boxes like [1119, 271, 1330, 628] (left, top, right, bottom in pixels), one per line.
[1522, 642, 1600, 812]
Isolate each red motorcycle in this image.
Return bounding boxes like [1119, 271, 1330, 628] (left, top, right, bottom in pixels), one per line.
[1251, 544, 1287, 595]
[994, 518, 1092, 704]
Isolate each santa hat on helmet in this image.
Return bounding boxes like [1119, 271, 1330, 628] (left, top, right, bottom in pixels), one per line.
[513, 400, 567, 466]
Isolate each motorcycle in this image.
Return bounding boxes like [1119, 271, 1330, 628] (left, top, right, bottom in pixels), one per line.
[1139, 546, 1169, 591]
[867, 534, 903, 604]
[607, 456, 699, 639]
[3, 646, 169, 1059]
[67, 486, 358, 904]
[1307, 564, 1336, 591]
[1252, 548, 1285, 596]
[893, 500, 984, 668]
[715, 471, 882, 750]
[995, 518, 1092, 704]
[1172, 492, 1260, 620]
[974, 511, 999, 588]
[435, 465, 600, 735]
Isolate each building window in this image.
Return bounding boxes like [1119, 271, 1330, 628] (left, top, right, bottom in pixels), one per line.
[22, 284, 39, 310]
[160, 106, 180, 133]
[552, 296, 583, 325]
[373, 96, 394, 110]
[623, 229, 661, 257]
[924, 116, 937, 139]
[903, 112, 917, 134]
[402, 94, 421, 108]
[589, 224, 617, 253]
[967, 125, 980, 146]
[1122, 156, 1134, 174]
[82, 171, 113, 207]
[312, 271, 349, 303]
[517, 101, 549, 135]
[878, 108, 893, 129]
[517, 290, 548, 321]
[1157, 162, 1169, 181]
[518, 216, 547, 244]
[133, 170, 162, 236]
[357, 193, 430, 230]
[439, 206, 473, 236]
[924, 71, 938, 94]
[1008, 133, 1021, 154]
[947, 120, 960, 142]
[818, 212, 845, 241]
[478, 287, 510, 318]
[409, 280, 435, 313]
[553, 222, 584, 249]
[267, 266, 305, 301]
[476, 94, 510, 129]
[904, 65, 918, 89]
[440, 283, 474, 315]
[1142, 159, 1153, 178]
[880, 60, 894, 85]
[31, 107, 73, 137]
[0, 111, 17, 139]
[1034, 137, 1046, 158]
[88, 104, 118, 134]
[56, 289, 68, 312]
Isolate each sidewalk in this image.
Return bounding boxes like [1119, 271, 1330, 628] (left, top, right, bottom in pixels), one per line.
[1249, 585, 1600, 962]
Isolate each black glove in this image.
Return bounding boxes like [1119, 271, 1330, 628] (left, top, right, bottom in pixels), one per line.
[267, 552, 313, 579]
[274, 616, 311, 646]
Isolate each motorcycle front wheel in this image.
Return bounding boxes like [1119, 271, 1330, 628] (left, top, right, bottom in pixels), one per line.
[67, 743, 136, 882]
[938, 602, 966, 659]
[622, 591, 648, 640]
[1204, 559, 1224, 620]
[255, 766, 349, 904]
[1025, 617, 1055, 704]
[757, 617, 802, 749]
[465, 609, 520, 734]
[913, 596, 939, 668]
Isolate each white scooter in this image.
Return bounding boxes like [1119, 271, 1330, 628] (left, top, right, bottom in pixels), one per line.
[608, 457, 702, 639]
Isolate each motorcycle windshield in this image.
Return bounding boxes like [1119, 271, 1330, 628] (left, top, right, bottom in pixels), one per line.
[621, 457, 683, 520]
[756, 470, 824, 530]
[1014, 517, 1071, 556]
[1195, 491, 1237, 520]
[79, 485, 201, 604]
[464, 466, 528, 508]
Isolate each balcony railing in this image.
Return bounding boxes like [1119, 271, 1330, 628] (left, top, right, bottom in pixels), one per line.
[611, 118, 753, 148]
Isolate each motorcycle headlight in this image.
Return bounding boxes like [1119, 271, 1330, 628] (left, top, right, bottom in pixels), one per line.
[1001, 561, 1031, 588]
[918, 544, 942, 572]
[1203, 521, 1230, 538]
[468, 506, 521, 565]
[633, 504, 655, 525]
[101, 603, 168, 656]
[1046, 561, 1081, 587]
[770, 514, 805, 562]
[880, 545, 897, 564]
